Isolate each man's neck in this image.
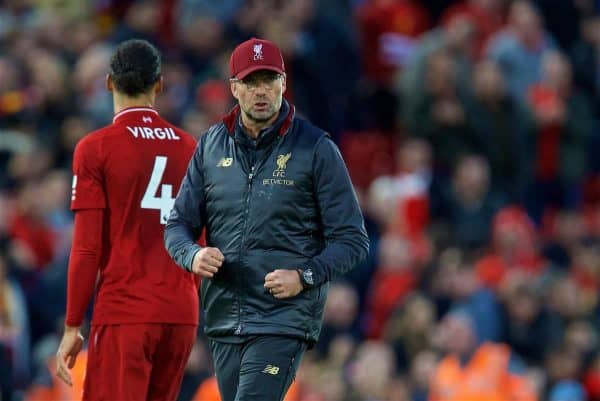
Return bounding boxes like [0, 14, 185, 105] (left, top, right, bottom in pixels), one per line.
[113, 94, 155, 115]
[240, 110, 280, 139]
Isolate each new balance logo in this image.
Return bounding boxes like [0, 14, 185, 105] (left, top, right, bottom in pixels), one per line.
[262, 365, 280, 375]
[217, 158, 233, 167]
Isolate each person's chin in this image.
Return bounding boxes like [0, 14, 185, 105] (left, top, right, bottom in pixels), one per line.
[249, 110, 275, 123]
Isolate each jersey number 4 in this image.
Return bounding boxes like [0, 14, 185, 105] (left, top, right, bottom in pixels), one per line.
[141, 156, 175, 225]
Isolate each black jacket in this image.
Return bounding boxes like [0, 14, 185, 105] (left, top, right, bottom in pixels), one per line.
[164, 101, 369, 342]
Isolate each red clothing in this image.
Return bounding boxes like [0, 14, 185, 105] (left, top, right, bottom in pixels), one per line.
[66, 209, 104, 326]
[357, 0, 430, 83]
[476, 206, 546, 289]
[584, 368, 600, 401]
[391, 195, 430, 238]
[83, 324, 196, 401]
[9, 213, 55, 269]
[367, 268, 415, 338]
[475, 251, 546, 290]
[527, 85, 563, 180]
[67, 107, 199, 326]
[441, 2, 506, 58]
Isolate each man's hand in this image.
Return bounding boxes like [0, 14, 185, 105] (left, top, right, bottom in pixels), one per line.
[264, 269, 303, 299]
[56, 326, 84, 386]
[191, 247, 224, 278]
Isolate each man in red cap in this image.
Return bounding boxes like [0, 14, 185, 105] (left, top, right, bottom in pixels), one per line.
[227, 37, 287, 136]
[165, 37, 369, 401]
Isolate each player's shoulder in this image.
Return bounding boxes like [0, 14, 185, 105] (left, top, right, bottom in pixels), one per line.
[73, 125, 113, 155]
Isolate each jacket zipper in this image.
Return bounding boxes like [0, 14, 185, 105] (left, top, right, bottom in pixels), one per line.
[235, 139, 282, 335]
[235, 165, 255, 335]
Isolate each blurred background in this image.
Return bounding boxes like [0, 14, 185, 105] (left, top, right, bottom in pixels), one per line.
[0, 0, 599, 400]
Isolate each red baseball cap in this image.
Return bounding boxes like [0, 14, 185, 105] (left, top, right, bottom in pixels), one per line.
[229, 38, 285, 80]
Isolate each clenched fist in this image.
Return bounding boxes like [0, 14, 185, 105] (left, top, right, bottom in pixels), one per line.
[191, 247, 224, 278]
[264, 269, 303, 299]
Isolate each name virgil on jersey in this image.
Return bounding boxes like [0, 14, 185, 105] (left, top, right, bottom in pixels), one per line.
[127, 126, 181, 140]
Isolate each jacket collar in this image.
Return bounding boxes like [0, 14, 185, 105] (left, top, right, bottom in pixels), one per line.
[222, 99, 295, 138]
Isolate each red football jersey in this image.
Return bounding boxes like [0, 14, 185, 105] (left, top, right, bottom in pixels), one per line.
[70, 107, 199, 325]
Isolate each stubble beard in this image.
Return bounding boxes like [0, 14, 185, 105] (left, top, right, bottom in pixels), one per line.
[243, 104, 278, 123]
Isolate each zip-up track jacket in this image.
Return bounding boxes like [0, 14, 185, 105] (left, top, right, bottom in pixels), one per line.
[164, 101, 369, 342]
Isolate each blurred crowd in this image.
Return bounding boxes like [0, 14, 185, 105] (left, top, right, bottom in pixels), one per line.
[0, 0, 599, 400]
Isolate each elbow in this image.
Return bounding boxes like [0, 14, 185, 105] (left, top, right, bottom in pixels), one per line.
[358, 233, 370, 263]
[343, 230, 370, 265]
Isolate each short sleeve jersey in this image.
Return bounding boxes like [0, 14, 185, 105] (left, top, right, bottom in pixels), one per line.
[71, 107, 199, 325]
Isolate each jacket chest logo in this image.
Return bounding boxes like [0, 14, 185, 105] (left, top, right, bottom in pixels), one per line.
[263, 152, 295, 186]
[274, 153, 291, 177]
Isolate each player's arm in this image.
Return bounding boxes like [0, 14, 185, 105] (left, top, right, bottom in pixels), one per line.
[65, 209, 103, 326]
[57, 208, 104, 385]
[57, 136, 106, 386]
[165, 136, 223, 276]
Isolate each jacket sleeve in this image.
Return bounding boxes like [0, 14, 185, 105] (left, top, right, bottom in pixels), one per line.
[164, 137, 206, 271]
[304, 136, 369, 286]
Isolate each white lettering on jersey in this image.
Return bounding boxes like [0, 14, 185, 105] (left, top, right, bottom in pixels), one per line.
[126, 126, 181, 140]
[168, 128, 180, 140]
[127, 126, 140, 138]
[143, 127, 155, 139]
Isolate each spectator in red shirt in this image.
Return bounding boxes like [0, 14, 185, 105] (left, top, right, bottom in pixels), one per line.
[441, 0, 506, 58]
[9, 182, 56, 270]
[476, 206, 547, 289]
[356, 0, 431, 84]
[526, 51, 593, 223]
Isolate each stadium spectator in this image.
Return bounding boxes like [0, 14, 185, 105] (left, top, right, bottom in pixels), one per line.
[383, 293, 437, 369]
[356, 0, 431, 84]
[406, 50, 480, 174]
[499, 276, 563, 365]
[475, 206, 547, 288]
[440, 0, 506, 57]
[429, 310, 537, 401]
[486, 0, 557, 99]
[0, 251, 30, 398]
[434, 155, 505, 250]
[526, 51, 593, 222]
[465, 59, 534, 201]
